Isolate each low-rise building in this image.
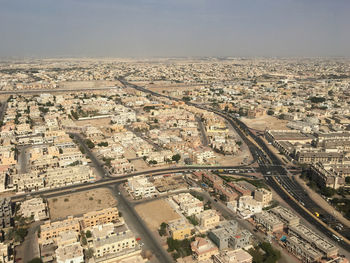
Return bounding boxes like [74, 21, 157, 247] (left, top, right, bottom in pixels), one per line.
[209, 220, 251, 250]
[172, 193, 204, 216]
[269, 206, 299, 227]
[0, 242, 10, 263]
[237, 196, 262, 218]
[20, 197, 48, 221]
[285, 235, 323, 263]
[0, 198, 12, 229]
[168, 218, 193, 240]
[253, 188, 272, 206]
[39, 216, 81, 245]
[310, 163, 345, 189]
[253, 211, 283, 232]
[191, 237, 219, 262]
[55, 242, 84, 263]
[288, 224, 338, 258]
[195, 209, 220, 230]
[213, 248, 253, 263]
[81, 207, 121, 230]
[92, 223, 139, 261]
[127, 175, 157, 198]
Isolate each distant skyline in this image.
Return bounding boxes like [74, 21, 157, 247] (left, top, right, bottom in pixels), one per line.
[1, 0, 349, 58]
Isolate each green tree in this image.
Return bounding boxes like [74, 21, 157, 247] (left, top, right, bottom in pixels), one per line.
[267, 109, 274, 115]
[86, 248, 94, 259]
[158, 222, 167, 236]
[172, 154, 181, 163]
[86, 230, 92, 238]
[28, 258, 43, 263]
[85, 139, 95, 149]
[345, 176, 350, 184]
[309, 96, 326, 103]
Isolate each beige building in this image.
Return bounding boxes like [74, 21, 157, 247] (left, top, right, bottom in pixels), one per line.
[168, 218, 193, 240]
[254, 211, 284, 232]
[191, 237, 218, 262]
[0, 242, 10, 263]
[39, 216, 81, 245]
[12, 165, 95, 192]
[213, 249, 253, 263]
[56, 242, 84, 263]
[81, 207, 121, 229]
[20, 198, 48, 221]
[254, 188, 272, 206]
[92, 224, 139, 260]
[172, 193, 204, 216]
[195, 209, 220, 230]
[269, 206, 299, 227]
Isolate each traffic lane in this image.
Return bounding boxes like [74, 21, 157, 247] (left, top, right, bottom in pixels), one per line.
[111, 79, 350, 251]
[267, 176, 350, 253]
[69, 133, 108, 179]
[15, 221, 42, 262]
[111, 184, 173, 263]
[11, 164, 254, 202]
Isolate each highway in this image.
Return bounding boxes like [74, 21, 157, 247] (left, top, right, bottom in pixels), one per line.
[4, 81, 349, 254]
[119, 77, 350, 252]
[0, 87, 120, 95]
[10, 164, 255, 202]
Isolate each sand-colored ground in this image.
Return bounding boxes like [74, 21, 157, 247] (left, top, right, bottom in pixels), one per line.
[48, 188, 117, 220]
[135, 199, 181, 231]
[241, 115, 290, 131]
[59, 80, 121, 89]
[74, 118, 111, 127]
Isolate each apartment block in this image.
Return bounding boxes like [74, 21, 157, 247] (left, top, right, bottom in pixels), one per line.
[81, 207, 121, 229]
[127, 175, 157, 198]
[288, 224, 338, 257]
[12, 165, 95, 192]
[269, 206, 299, 227]
[208, 220, 250, 250]
[92, 223, 139, 261]
[310, 163, 345, 189]
[295, 151, 344, 165]
[39, 216, 81, 245]
[172, 193, 204, 216]
[285, 235, 323, 263]
[253, 188, 272, 206]
[195, 209, 220, 230]
[253, 211, 283, 232]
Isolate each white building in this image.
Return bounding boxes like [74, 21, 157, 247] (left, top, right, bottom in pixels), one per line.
[237, 196, 262, 218]
[127, 175, 157, 198]
[55, 242, 84, 263]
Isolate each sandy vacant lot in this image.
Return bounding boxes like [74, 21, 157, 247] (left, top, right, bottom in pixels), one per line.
[59, 80, 121, 89]
[74, 118, 111, 127]
[48, 188, 117, 220]
[135, 199, 181, 231]
[241, 115, 290, 131]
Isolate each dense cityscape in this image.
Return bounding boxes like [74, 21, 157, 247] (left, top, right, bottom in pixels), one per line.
[0, 57, 348, 263]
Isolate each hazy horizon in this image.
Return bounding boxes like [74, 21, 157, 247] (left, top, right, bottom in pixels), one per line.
[1, 0, 349, 58]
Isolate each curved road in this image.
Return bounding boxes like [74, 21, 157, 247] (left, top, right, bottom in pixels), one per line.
[119, 77, 350, 252]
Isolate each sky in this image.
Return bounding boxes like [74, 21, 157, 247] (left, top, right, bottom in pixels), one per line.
[0, 0, 349, 58]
